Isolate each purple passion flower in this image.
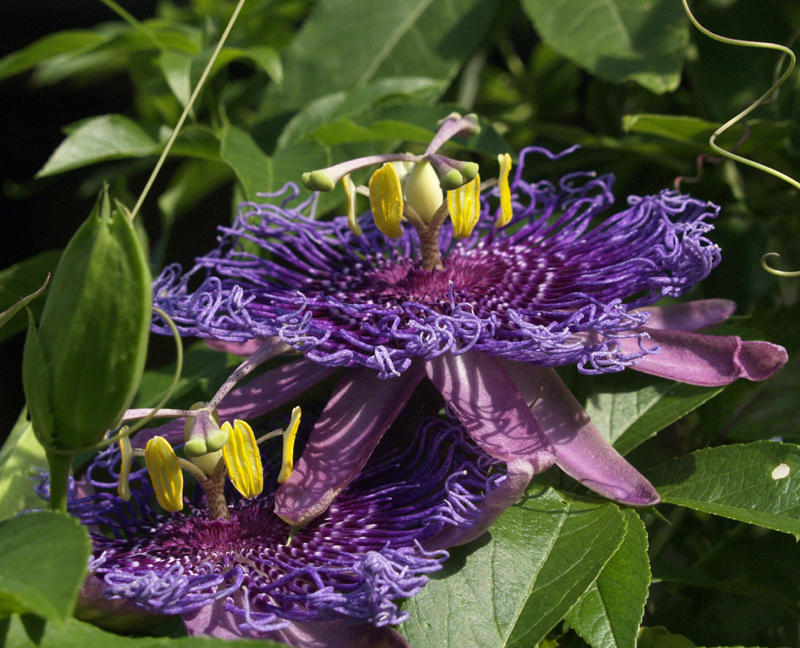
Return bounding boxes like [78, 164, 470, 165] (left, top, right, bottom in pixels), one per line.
[59, 416, 511, 646]
[151, 116, 787, 526]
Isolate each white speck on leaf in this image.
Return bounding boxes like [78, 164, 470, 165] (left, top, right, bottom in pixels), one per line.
[771, 463, 791, 480]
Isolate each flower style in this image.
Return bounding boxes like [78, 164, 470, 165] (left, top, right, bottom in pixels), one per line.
[151, 115, 788, 526]
[57, 415, 509, 646]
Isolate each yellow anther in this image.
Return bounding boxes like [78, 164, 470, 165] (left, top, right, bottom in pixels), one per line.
[447, 174, 481, 239]
[496, 153, 513, 228]
[222, 420, 263, 499]
[278, 407, 302, 484]
[117, 431, 132, 502]
[343, 174, 363, 236]
[369, 163, 404, 239]
[144, 436, 184, 512]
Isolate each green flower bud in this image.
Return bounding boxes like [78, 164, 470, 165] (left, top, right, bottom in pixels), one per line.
[302, 170, 335, 192]
[22, 187, 152, 453]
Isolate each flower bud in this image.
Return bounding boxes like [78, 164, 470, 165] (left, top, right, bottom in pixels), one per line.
[22, 187, 152, 452]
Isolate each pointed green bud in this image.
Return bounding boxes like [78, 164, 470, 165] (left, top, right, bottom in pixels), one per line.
[439, 169, 465, 191]
[302, 170, 335, 192]
[22, 186, 151, 453]
[404, 161, 443, 223]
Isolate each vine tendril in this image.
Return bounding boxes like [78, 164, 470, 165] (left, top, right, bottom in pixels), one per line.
[681, 0, 800, 277]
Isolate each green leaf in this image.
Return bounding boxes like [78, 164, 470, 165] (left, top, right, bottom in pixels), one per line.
[0, 411, 48, 522]
[577, 371, 723, 455]
[520, 0, 689, 93]
[220, 126, 332, 200]
[201, 46, 283, 86]
[0, 614, 288, 648]
[646, 442, 800, 538]
[400, 489, 627, 648]
[277, 78, 444, 148]
[623, 114, 793, 154]
[725, 355, 800, 443]
[0, 31, 105, 81]
[262, 0, 500, 115]
[566, 510, 650, 648]
[134, 342, 241, 409]
[0, 512, 90, 622]
[37, 115, 158, 177]
[159, 50, 193, 107]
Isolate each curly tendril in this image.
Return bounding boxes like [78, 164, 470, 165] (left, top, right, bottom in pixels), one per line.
[681, 0, 800, 277]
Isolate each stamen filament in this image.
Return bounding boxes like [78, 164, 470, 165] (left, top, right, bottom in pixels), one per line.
[343, 174, 363, 236]
[117, 432, 133, 501]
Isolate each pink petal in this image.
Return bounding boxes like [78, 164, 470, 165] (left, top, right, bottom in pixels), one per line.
[274, 365, 425, 526]
[133, 358, 334, 448]
[425, 351, 555, 471]
[501, 361, 660, 506]
[633, 299, 736, 331]
[621, 328, 788, 386]
[183, 596, 410, 647]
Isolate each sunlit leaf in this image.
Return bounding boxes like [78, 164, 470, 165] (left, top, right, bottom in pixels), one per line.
[400, 489, 626, 648]
[37, 115, 158, 177]
[576, 371, 722, 455]
[262, 0, 500, 115]
[566, 510, 650, 648]
[0, 512, 90, 622]
[646, 441, 800, 538]
[520, 0, 689, 93]
[0, 31, 105, 81]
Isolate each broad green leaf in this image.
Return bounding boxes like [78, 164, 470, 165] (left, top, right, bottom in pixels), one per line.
[262, 0, 500, 115]
[30, 24, 200, 86]
[0, 31, 105, 81]
[400, 489, 626, 648]
[0, 512, 90, 622]
[220, 126, 332, 200]
[277, 78, 444, 148]
[169, 125, 222, 161]
[623, 114, 794, 156]
[200, 46, 283, 86]
[566, 510, 650, 648]
[37, 115, 158, 177]
[0, 251, 61, 342]
[0, 614, 287, 648]
[578, 371, 723, 455]
[159, 50, 193, 107]
[646, 442, 800, 538]
[0, 411, 48, 522]
[520, 0, 689, 93]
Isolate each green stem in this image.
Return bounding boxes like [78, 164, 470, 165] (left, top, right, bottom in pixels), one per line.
[46, 450, 73, 513]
